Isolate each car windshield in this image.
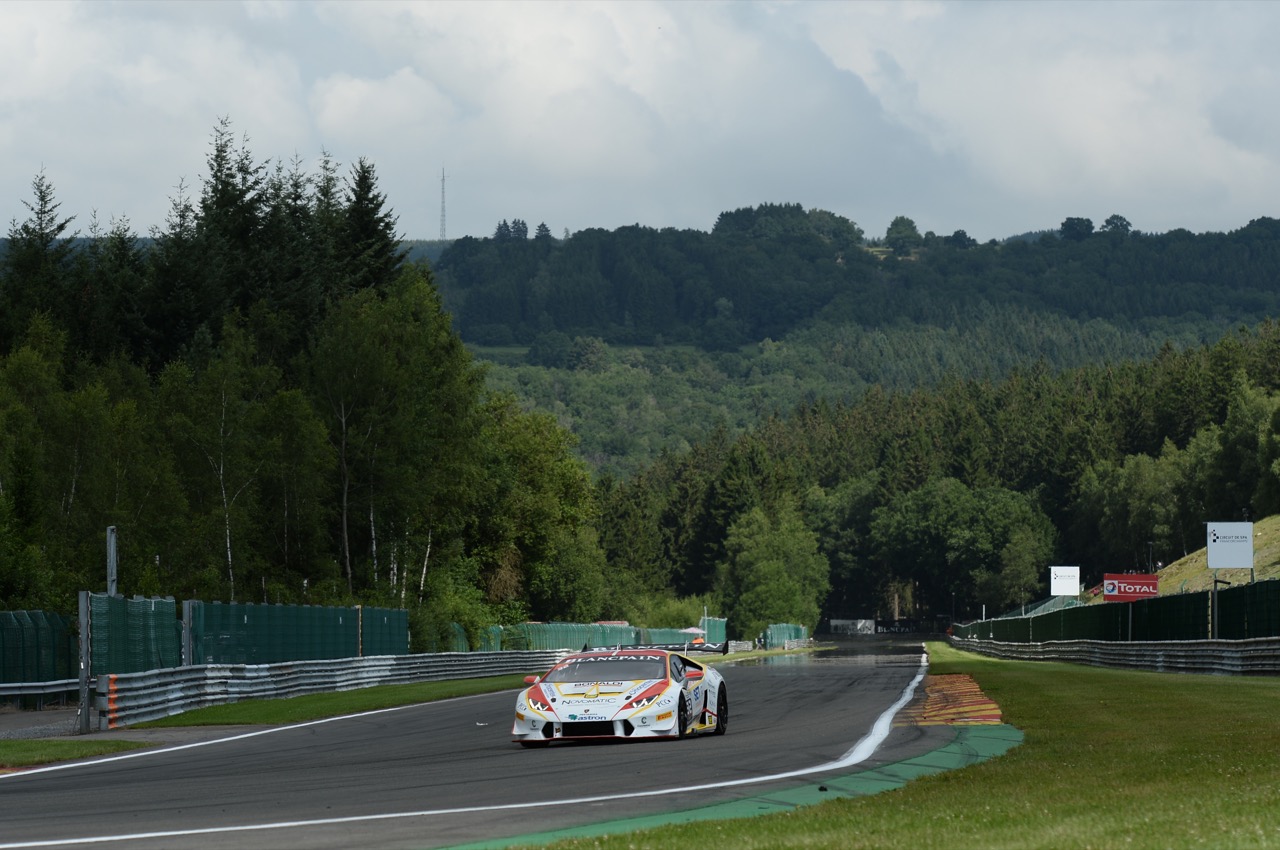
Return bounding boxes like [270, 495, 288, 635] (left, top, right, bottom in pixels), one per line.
[543, 657, 666, 683]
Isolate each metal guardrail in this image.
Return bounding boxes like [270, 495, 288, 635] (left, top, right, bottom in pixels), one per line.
[0, 679, 79, 698]
[950, 636, 1280, 675]
[93, 649, 570, 729]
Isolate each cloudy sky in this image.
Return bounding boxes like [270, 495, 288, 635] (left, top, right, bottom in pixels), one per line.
[3, 1, 1278, 244]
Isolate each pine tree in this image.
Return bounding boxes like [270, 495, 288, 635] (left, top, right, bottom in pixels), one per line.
[342, 157, 407, 292]
[1, 171, 78, 352]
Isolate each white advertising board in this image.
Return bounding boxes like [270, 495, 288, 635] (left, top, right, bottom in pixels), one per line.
[1207, 522, 1254, 569]
[1049, 565, 1080, 596]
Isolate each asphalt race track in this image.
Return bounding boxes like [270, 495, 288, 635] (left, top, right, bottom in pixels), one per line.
[0, 637, 943, 850]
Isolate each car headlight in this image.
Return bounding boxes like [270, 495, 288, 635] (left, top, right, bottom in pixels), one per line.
[622, 682, 668, 711]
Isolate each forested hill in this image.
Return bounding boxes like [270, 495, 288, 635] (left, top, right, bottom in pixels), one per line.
[432, 205, 1280, 351]
[437, 207, 1280, 480]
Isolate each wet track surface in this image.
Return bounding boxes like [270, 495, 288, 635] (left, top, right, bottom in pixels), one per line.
[0, 637, 945, 850]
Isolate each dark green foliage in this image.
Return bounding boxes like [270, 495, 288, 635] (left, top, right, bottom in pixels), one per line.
[715, 502, 829, 640]
[341, 157, 408, 294]
[438, 208, 1280, 361]
[435, 204, 874, 347]
[0, 123, 604, 626]
[599, 324, 1280, 625]
[13, 122, 1280, 638]
[465, 211, 1280, 626]
[1, 171, 78, 354]
[1059, 216, 1095, 241]
[884, 214, 922, 256]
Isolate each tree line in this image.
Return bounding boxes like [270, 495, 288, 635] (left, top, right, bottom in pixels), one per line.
[594, 324, 1280, 631]
[433, 202, 1280, 353]
[0, 121, 609, 647]
[9, 122, 1280, 641]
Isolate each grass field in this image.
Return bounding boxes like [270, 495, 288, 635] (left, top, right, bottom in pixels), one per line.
[526, 642, 1280, 850]
[0, 738, 145, 770]
[136, 673, 532, 727]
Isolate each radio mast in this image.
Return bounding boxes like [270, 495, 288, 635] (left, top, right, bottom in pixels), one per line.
[439, 168, 447, 240]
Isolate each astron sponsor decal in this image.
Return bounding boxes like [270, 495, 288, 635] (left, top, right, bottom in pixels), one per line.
[1103, 573, 1158, 601]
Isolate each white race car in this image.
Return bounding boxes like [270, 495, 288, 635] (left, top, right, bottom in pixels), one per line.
[512, 643, 729, 747]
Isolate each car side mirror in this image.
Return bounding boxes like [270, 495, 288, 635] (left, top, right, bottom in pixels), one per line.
[524, 675, 542, 684]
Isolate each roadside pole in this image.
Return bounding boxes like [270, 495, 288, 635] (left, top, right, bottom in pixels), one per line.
[78, 590, 90, 734]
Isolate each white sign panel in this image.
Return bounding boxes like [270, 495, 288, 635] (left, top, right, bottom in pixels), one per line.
[1207, 522, 1254, 569]
[1049, 566, 1080, 596]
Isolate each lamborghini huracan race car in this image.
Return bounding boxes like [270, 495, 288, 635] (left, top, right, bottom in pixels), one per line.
[512, 642, 729, 747]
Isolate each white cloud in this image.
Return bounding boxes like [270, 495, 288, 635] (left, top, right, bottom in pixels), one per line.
[312, 67, 453, 145]
[798, 0, 1280, 235]
[1, 0, 1278, 242]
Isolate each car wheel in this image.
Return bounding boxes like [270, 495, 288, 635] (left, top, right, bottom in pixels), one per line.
[677, 694, 689, 738]
[713, 684, 728, 735]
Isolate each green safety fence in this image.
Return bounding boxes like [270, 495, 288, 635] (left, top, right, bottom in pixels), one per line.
[417, 622, 470, 653]
[82, 600, 726, 675]
[89, 595, 181, 676]
[0, 610, 77, 683]
[955, 590, 1216, 643]
[501, 622, 640, 651]
[361, 607, 410, 656]
[763, 623, 809, 649]
[1028, 601, 1125, 642]
[476, 625, 503, 652]
[1132, 592, 1210, 640]
[435, 621, 727, 652]
[187, 602, 407, 664]
[1216, 579, 1280, 639]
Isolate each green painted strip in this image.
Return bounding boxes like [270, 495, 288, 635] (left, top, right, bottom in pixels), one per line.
[447, 724, 1023, 849]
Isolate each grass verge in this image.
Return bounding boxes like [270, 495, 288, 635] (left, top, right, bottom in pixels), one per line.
[136, 673, 531, 727]
[0, 738, 146, 771]
[520, 641, 1280, 850]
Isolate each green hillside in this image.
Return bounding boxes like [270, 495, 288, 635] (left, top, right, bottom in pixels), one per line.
[1148, 514, 1280, 596]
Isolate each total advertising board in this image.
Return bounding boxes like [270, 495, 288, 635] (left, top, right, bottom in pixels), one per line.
[1103, 573, 1159, 602]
